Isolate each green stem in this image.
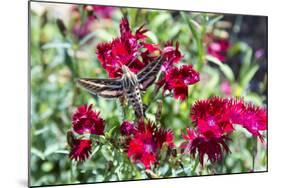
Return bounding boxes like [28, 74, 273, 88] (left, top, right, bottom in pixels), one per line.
[252, 137, 257, 171]
[191, 159, 200, 175]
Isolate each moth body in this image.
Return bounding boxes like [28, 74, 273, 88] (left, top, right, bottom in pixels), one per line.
[121, 65, 144, 118]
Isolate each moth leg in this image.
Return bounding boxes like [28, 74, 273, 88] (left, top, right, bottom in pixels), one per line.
[139, 84, 144, 90]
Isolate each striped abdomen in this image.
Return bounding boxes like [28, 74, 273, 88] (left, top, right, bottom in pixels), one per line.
[126, 87, 144, 118]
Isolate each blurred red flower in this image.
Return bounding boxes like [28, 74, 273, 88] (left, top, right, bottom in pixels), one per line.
[72, 104, 105, 135]
[92, 5, 115, 19]
[158, 65, 200, 101]
[127, 121, 174, 169]
[71, 5, 115, 40]
[69, 138, 92, 162]
[207, 35, 230, 62]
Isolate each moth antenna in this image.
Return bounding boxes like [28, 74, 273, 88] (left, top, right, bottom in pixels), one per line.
[127, 52, 141, 68]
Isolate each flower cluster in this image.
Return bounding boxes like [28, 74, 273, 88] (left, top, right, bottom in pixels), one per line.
[97, 17, 160, 78]
[126, 120, 174, 169]
[181, 97, 267, 165]
[68, 104, 105, 162]
[156, 41, 200, 101]
[67, 17, 267, 172]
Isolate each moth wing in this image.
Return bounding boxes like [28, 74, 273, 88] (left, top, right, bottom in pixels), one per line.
[77, 78, 123, 98]
[137, 56, 164, 90]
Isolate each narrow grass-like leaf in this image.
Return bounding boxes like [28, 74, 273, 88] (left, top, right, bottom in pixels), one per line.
[240, 64, 259, 89]
[207, 15, 224, 26]
[42, 42, 71, 49]
[206, 55, 235, 82]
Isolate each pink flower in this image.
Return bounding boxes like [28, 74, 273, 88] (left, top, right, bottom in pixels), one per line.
[96, 17, 160, 78]
[72, 104, 105, 135]
[127, 120, 174, 169]
[92, 5, 115, 19]
[69, 138, 92, 162]
[158, 65, 200, 101]
[220, 80, 232, 96]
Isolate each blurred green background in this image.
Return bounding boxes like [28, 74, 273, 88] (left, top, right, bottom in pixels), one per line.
[29, 1, 267, 186]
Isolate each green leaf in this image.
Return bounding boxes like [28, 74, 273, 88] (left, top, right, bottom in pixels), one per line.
[240, 64, 259, 89]
[78, 32, 96, 46]
[54, 150, 69, 155]
[64, 49, 76, 77]
[159, 164, 169, 176]
[167, 24, 182, 39]
[239, 47, 253, 81]
[228, 42, 249, 56]
[206, 55, 235, 82]
[180, 12, 199, 41]
[207, 15, 224, 26]
[152, 13, 171, 29]
[44, 144, 60, 157]
[31, 148, 45, 160]
[91, 145, 101, 156]
[95, 30, 115, 41]
[146, 31, 159, 44]
[42, 42, 71, 49]
[107, 124, 119, 138]
[181, 12, 205, 69]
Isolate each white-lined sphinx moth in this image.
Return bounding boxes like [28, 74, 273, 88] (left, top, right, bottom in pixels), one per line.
[77, 56, 164, 118]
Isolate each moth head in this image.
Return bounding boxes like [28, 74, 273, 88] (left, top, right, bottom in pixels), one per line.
[121, 65, 130, 74]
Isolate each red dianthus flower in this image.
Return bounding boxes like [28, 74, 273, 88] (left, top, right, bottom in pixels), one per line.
[72, 104, 105, 135]
[158, 65, 200, 101]
[69, 138, 92, 162]
[181, 128, 230, 165]
[127, 121, 174, 169]
[161, 41, 183, 71]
